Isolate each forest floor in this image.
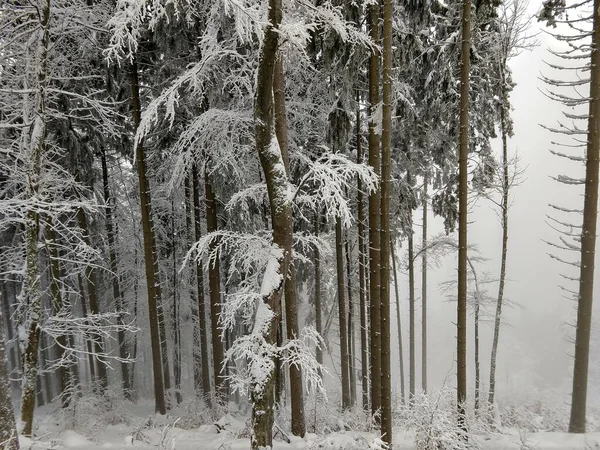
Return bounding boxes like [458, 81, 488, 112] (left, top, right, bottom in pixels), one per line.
[20, 399, 600, 450]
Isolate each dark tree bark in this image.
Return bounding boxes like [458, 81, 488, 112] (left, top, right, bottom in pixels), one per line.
[274, 53, 305, 435]
[380, 0, 393, 442]
[368, 0, 382, 419]
[569, 0, 600, 432]
[336, 218, 351, 410]
[457, 0, 472, 428]
[130, 59, 166, 415]
[345, 238, 357, 406]
[251, 0, 293, 446]
[204, 170, 225, 400]
[171, 200, 182, 406]
[407, 206, 416, 401]
[78, 274, 96, 391]
[356, 101, 370, 410]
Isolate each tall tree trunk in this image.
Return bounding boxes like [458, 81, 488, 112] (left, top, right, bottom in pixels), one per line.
[130, 59, 166, 415]
[488, 64, 509, 409]
[407, 207, 416, 401]
[391, 241, 405, 404]
[76, 208, 108, 393]
[336, 219, 351, 410]
[204, 170, 225, 400]
[45, 219, 71, 407]
[569, 0, 600, 432]
[0, 289, 19, 450]
[422, 178, 428, 394]
[78, 274, 96, 392]
[314, 214, 323, 370]
[171, 201, 182, 406]
[380, 0, 393, 442]
[368, 0, 382, 419]
[345, 239, 357, 407]
[274, 53, 306, 435]
[475, 296, 480, 412]
[251, 0, 291, 446]
[190, 170, 211, 400]
[457, 0, 472, 428]
[157, 300, 171, 406]
[356, 101, 370, 410]
[100, 148, 131, 400]
[184, 176, 202, 395]
[20, 0, 50, 436]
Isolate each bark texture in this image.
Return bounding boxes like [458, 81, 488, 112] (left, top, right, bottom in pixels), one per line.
[0, 291, 19, 450]
[457, 0, 472, 428]
[569, 0, 600, 432]
[130, 59, 166, 415]
[251, 0, 290, 447]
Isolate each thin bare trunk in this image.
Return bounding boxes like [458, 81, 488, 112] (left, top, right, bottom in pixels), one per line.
[78, 274, 96, 392]
[336, 218, 351, 410]
[77, 208, 108, 393]
[422, 179, 428, 394]
[345, 239, 357, 407]
[475, 299, 480, 411]
[100, 148, 131, 400]
[314, 215, 323, 370]
[171, 201, 182, 406]
[391, 241, 405, 404]
[407, 208, 415, 401]
[357, 100, 369, 410]
[569, 0, 600, 432]
[488, 63, 508, 408]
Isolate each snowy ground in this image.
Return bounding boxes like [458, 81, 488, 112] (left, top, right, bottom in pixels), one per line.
[19, 400, 600, 450]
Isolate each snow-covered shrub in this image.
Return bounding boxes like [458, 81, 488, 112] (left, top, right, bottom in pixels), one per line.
[306, 431, 388, 450]
[168, 396, 213, 430]
[303, 392, 373, 435]
[401, 389, 478, 450]
[54, 385, 132, 435]
[497, 388, 569, 432]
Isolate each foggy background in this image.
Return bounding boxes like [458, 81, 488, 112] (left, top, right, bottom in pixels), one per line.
[389, 7, 599, 410]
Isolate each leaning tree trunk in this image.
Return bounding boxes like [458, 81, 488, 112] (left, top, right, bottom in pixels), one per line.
[569, 0, 600, 432]
[100, 148, 131, 400]
[457, 0, 472, 429]
[391, 241, 405, 404]
[251, 0, 291, 447]
[130, 59, 166, 415]
[356, 100, 370, 410]
[0, 290, 19, 450]
[380, 0, 393, 442]
[488, 60, 508, 409]
[367, 0, 382, 419]
[336, 218, 351, 410]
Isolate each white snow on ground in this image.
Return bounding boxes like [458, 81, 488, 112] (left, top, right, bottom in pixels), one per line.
[15, 400, 600, 450]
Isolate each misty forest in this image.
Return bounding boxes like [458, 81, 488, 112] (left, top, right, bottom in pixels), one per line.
[2, 0, 600, 449]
